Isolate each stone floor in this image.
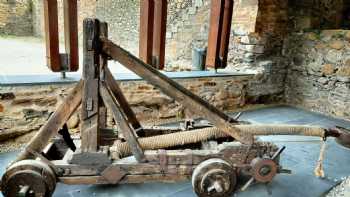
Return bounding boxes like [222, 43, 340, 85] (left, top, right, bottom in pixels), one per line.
[1, 105, 350, 197]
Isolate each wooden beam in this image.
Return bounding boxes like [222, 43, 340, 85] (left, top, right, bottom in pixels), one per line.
[218, 0, 233, 68]
[43, 0, 61, 72]
[15, 80, 83, 162]
[100, 83, 146, 162]
[105, 68, 142, 131]
[59, 174, 189, 185]
[63, 0, 79, 71]
[81, 19, 100, 152]
[206, 0, 225, 69]
[139, 0, 154, 64]
[101, 40, 253, 145]
[152, 0, 167, 69]
[99, 22, 109, 131]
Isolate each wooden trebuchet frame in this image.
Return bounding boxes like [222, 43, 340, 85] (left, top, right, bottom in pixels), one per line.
[3, 18, 349, 197]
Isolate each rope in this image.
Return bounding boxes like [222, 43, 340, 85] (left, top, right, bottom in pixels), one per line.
[314, 140, 327, 178]
[110, 124, 327, 158]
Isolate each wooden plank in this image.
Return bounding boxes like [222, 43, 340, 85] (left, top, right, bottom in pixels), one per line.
[105, 68, 142, 131]
[119, 174, 189, 184]
[52, 160, 100, 176]
[100, 83, 146, 162]
[117, 163, 194, 175]
[15, 81, 83, 162]
[218, 0, 233, 68]
[101, 40, 253, 145]
[81, 19, 100, 152]
[59, 176, 108, 185]
[52, 161, 193, 177]
[63, 0, 79, 71]
[139, 0, 154, 64]
[152, 0, 167, 69]
[206, 0, 225, 69]
[43, 0, 61, 72]
[59, 174, 189, 185]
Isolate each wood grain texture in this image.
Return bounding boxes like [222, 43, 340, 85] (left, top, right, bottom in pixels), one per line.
[81, 19, 100, 152]
[206, 0, 225, 69]
[63, 0, 79, 71]
[100, 82, 146, 162]
[43, 0, 61, 72]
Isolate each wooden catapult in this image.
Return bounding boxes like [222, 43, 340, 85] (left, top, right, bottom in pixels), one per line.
[2, 1, 350, 197]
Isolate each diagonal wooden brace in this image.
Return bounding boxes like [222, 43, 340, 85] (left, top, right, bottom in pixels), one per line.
[100, 82, 146, 162]
[14, 80, 83, 162]
[101, 39, 254, 145]
[105, 68, 143, 132]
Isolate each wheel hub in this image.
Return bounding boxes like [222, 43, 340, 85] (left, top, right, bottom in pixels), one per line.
[1, 160, 56, 197]
[192, 158, 237, 197]
[250, 158, 278, 183]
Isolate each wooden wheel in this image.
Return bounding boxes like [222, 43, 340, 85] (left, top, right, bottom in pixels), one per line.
[1, 160, 56, 197]
[192, 158, 237, 197]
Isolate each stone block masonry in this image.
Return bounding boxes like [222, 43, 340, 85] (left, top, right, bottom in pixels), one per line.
[285, 30, 350, 119]
[0, 74, 283, 146]
[0, 0, 33, 36]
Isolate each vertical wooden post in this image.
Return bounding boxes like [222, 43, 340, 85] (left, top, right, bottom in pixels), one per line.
[218, 0, 233, 68]
[44, 0, 61, 72]
[81, 19, 100, 152]
[152, 0, 167, 69]
[139, 0, 154, 64]
[206, 0, 225, 69]
[99, 22, 109, 131]
[63, 0, 79, 71]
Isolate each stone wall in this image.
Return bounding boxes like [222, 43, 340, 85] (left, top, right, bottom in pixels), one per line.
[288, 0, 350, 31]
[0, 0, 33, 36]
[0, 75, 271, 142]
[285, 30, 350, 119]
[226, 0, 288, 104]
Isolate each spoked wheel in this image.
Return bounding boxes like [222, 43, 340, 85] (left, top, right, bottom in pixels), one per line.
[1, 160, 56, 197]
[192, 158, 237, 197]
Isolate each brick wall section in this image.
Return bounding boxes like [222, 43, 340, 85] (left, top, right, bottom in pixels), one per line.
[0, 0, 33, 36]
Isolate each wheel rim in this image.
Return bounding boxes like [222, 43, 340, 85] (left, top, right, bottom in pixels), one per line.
[192, 158, 236, 197]
[1, 160, 56, 197]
